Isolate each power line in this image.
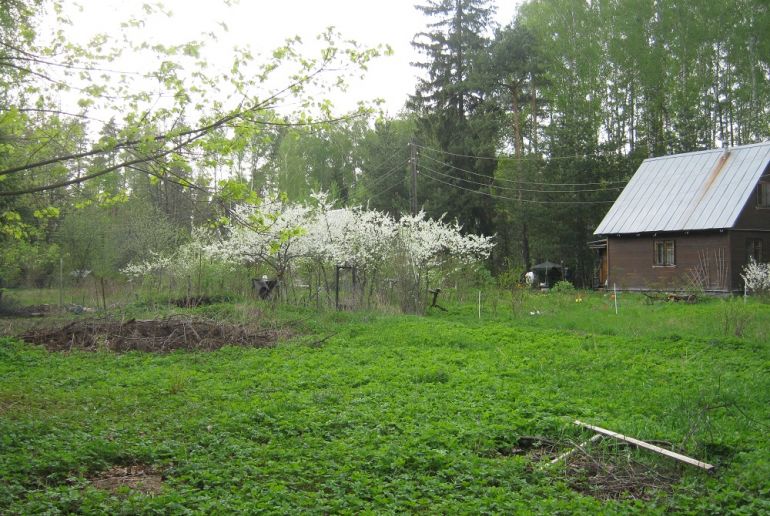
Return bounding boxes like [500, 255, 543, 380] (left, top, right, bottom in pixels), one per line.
[361, 159, 408, 190]
[419, 156, 625, 193]
[415, 142, 618, 163]
[414, 135, 721, 164]
[418, 164, 616, 205]
[418, 152, 628, 187]
[366, 178, 403, 202]
[360, 151, 410, 177]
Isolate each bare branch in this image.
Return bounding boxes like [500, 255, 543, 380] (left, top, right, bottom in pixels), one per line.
[0, 133, 205, 197]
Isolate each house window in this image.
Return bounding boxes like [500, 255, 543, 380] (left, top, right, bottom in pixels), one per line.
[654, 240, 675, 266]
[746, 239, 763, 263]
[758, 182, 770, 208]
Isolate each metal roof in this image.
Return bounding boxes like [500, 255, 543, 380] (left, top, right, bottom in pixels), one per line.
[594, 142, 770, 235]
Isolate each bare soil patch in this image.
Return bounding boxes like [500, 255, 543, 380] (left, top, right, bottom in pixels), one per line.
[21, 316, 285, 352]
[90, 464, 164, 495]
[560, 444, 683, 501]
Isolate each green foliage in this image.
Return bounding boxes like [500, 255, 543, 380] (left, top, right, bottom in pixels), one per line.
[0, 294, 768, 512]
[0, 240, 59, 288]
[56, 198, 181, 280]
[551, 280, 575, 293]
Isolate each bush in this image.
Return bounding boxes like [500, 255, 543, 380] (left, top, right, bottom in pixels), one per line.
[551, 280, 575, 293]
[741, 259, 770, 295]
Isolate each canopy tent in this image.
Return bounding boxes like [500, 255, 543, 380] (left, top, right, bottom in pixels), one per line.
[530, 261, 564, 288]
[532, 261, 563, 271]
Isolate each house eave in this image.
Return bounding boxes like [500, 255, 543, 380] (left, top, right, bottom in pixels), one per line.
[594, 227, 732, 239]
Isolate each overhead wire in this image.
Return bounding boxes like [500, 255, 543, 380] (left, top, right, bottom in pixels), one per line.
[414, 133, 728, 165]
[366, 179, 403, 202]
[417, 150, 629, 187]
[418, 163, 616, 205]
[363, 159, 408, 188]
[418, 156, 625, 193]
[414, 142, 625, 163]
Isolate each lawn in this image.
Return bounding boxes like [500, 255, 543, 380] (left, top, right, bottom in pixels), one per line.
[1, 291, 768, 513]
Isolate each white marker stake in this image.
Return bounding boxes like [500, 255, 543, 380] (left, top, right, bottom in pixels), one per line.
[478, 291, 481, 319]
[614, 283, 618, 315]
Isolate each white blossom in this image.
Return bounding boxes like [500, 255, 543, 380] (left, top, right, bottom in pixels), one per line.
[741, 259, 770, 293]
[123, 193, 495, 286]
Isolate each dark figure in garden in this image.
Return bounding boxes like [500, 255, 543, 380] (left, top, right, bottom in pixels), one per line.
[252, 277, 279, 300]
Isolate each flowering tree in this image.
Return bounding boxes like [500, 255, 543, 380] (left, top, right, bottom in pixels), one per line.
[395, 211, 494, 311]
[122, 193, 494, 310]
[209, 199, 313, 283]
[741, 259, 770, 294]
[306, 192, 397, 272]
[121, 228, 226, 294]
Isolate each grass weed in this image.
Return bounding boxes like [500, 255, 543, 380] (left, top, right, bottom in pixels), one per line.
[0, 291, 768, 513]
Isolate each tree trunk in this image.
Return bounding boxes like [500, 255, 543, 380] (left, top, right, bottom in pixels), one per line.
[529, 76, 538, 154]
[511, 84, 523, 158]
[522, 221, 531, 271]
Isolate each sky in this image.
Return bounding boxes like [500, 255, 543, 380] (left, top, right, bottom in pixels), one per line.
[57, 0, 524, 116]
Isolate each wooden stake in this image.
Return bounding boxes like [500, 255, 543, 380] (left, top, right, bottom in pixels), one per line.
[574, 420, 715, 471]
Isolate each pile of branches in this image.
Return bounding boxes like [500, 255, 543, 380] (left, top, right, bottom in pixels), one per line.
[506, 435, 684, 501]
[22, 316, 281, 352]
[557, 440, 683, 501]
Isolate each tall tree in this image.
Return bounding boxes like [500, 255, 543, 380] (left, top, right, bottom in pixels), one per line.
[486, 22, 547, 270]
[410, 0, 499, 235]
[351, 117, 415, 215]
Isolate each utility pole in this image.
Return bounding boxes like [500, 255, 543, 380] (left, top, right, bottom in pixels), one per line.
[410, 138, 417, 215]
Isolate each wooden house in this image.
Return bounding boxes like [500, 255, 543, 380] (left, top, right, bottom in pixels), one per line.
[592, 142, 770, 293]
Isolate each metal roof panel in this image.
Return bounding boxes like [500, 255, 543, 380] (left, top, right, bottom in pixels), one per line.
[594, 142, 770, 235]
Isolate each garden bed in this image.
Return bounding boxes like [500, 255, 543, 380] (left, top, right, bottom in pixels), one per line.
[21, 316, 284, 352]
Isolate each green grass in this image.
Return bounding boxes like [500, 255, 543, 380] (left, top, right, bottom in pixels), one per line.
[1, 292, 769, 513]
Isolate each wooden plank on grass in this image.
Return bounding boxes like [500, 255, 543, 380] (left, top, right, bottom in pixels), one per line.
[574, 420, 715, 471]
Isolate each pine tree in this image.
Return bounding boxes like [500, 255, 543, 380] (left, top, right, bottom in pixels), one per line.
[410, 0, 499, 235]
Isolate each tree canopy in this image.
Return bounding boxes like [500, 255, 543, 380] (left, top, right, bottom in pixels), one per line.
[1, 0, 769, 290]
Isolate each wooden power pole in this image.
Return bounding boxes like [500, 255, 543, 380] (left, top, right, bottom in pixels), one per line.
[410, 139, 417, 215]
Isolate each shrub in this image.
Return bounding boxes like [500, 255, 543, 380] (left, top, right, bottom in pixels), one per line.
[551, 280, 576, 293]
[741, 259, 770, 295]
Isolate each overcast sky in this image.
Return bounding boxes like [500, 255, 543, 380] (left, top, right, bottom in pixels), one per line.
[58, 0, 524, 116]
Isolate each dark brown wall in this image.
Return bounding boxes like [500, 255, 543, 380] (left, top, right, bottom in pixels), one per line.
[731, 169, 770, 291]
[608, 233, 731, 291]
[729, 230, 769, 291]
[734, 170, 770, 229]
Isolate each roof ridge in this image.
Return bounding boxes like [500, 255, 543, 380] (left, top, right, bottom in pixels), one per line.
[643, 141, 770, 163]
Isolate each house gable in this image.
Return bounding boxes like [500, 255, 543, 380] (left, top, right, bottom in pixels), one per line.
[733, 163, 770, 230]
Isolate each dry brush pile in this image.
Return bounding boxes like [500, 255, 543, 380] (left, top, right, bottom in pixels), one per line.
[21, 316, 284, 352]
